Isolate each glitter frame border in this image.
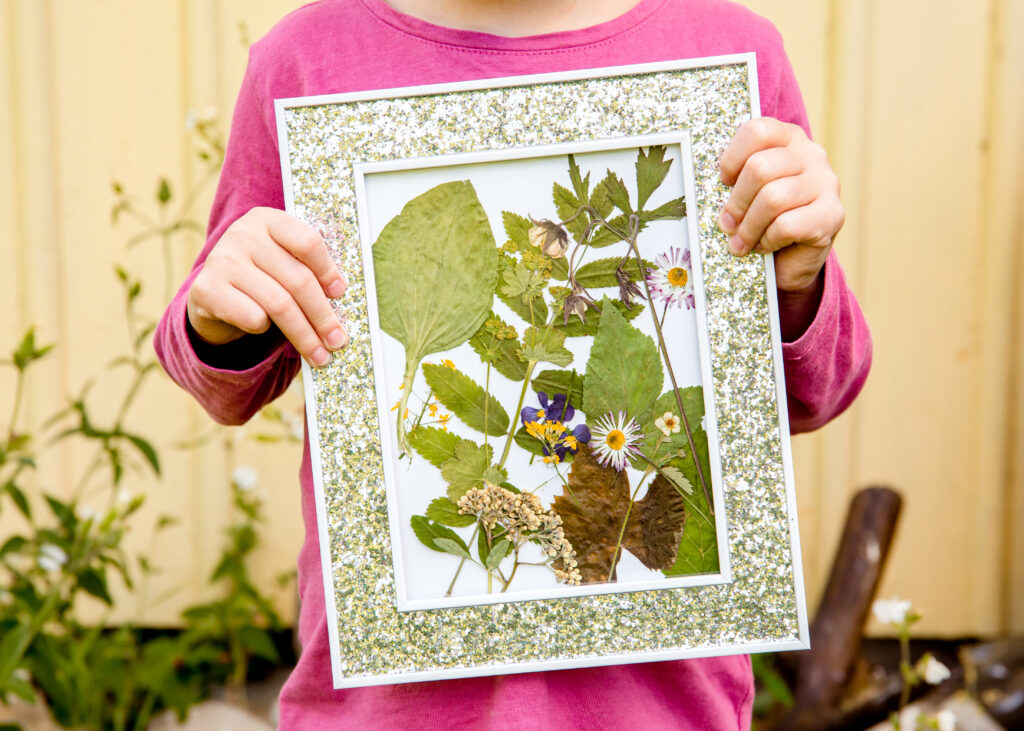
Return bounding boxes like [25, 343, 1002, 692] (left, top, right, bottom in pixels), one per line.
[275, 54, 809, 689]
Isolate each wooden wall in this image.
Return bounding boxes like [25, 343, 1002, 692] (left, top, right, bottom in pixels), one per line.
[1, 0, 1022, 635]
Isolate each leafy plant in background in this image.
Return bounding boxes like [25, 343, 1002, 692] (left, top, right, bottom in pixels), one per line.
[377, 148, 720, 598]
[0, 110, 299, 730]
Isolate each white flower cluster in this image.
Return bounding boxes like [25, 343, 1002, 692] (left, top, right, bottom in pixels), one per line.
[457, 483, 581, 585]
[872, 596, 913, 625]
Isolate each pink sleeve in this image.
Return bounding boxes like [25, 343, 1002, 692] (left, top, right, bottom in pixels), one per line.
[153, 53, 301, 426]
[780, 251, 872, 434]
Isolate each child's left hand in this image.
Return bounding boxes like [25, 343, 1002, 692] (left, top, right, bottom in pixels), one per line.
[717, 117, 844, 296]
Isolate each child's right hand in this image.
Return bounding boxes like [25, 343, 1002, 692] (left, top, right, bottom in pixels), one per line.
[186, 207, 348, 367]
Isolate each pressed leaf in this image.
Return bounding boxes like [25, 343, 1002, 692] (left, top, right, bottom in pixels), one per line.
[521, 326, 572, 367]
[440, 441, 507, 501]
[468, 313, 527, 382]
[502, 211, 532, 253]
[498, 289, 549, 329]
[555, 299, 644, 338]
[659, 465, 693, 495]
[573, 257, 651, 289]
[582, 297, 663, 420]
[552, 182, 586, 240]
[531, 370, 585, 412]
[642, 196, 686, 222]
[484, 538, 512, 570]
[477, 525, 511, 565]
[514, 426, 547, 457]
[410, 515, 469, 555]
[373, 181, 498, 445]
[425, 496, 476, 528]
[567, 154, 590, 203]
[587, 212, 634, 248]
[408, 427, 463, 468]
[499, 263, 545, 302]
[433, 537, 473, 561]
[663, 434, 719, 576]
[635, 146, 673, 210]
[597, 170, 632, 213]
[640, 386, 706, 462]
[423, 363, 509, 437]
[551, 444, 685, 582]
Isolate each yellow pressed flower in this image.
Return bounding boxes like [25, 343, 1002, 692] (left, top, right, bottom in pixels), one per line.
[438, 413, 451, 426]
[428, 404, 438, 416]
[441, 359, 456, 369]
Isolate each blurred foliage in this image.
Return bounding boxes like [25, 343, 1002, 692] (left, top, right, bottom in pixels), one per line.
[0, 111, 301, 730]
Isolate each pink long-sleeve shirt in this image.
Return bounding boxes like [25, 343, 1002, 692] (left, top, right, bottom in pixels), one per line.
[154, 1, 872, 728]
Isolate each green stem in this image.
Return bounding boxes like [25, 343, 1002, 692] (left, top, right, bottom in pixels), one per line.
[898, 632, 912, 710]
[606, 478, 647, 582]
[395, 358, 418, 454]
[484, 363, 491, 449]
[445, 524, 480, 597]
[500, 548, 521, 592]
[8, 367, 26, 443]
[498, 360, 538, 468]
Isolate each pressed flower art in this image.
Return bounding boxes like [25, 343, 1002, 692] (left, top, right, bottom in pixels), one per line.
[362, 140, 721, 608]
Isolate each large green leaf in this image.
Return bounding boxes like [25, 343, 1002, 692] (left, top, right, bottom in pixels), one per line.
[373, 180, 498, 449]
[425, 497, 476, 527]
[663, 440, 719, 576]
[423, 363, 509, 437]
[583, 297, 663, 421]
[374, 180, 497, 361]
[408, 427, 464, 468]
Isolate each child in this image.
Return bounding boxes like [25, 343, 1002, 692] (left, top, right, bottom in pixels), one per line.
[155, 1, 872, 728]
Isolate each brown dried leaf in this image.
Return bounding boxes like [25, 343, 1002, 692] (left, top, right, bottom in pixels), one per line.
[623, 473, 686, 571]
[551, 444, 686, 583]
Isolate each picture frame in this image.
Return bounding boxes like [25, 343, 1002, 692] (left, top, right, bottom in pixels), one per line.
[276, 54, 807, 689]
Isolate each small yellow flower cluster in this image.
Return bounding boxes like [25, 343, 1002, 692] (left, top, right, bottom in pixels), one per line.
[483, 317, 518, 342]
[524, 419, 569, 464]
[548, 285, 571, 302]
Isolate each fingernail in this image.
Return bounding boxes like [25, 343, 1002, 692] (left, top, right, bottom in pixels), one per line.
[729, 235, 745, 256]
[326, 278, 346, 298]
[326, 327, 347, 350]
[719, 210, 737, 234]
[312, 347, 331, 367]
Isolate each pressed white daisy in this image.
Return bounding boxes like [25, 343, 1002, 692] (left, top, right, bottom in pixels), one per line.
[590, 411, 642, 472]
[646, 246, 695, 309]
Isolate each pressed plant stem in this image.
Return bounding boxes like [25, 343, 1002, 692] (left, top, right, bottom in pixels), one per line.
[484, 363, 491, 449]
[498, 360, 538, 468]
[500, 547, 522, 592]
[606, 476, 647, 581]
[395, 358, 417, 453]
[445, 523, 480, 597]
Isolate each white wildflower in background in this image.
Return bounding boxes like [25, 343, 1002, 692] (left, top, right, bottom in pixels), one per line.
[75, 504, 97, 522]
[872, 596, 913, 625]
[897, 706, 921, 730]
[116, 488, 134, 507]
[935, 709, 956, 731]
[232, 465, 259, 491]
[38, 543, 68, 572]
[917, 654, 951, 685]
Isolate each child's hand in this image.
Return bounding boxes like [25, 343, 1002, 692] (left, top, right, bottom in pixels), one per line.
[717, 118, 844, 295]
[186, 207, 349, 367]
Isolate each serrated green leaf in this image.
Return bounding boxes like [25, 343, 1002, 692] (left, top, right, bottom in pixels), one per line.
[552, 182, 586, 240]
[440, 441, 507, 501]
[641, 196, 686, 222]
[598, 170, 632, 213]
[433, 537, 473, 560]
[502, 211, 532, 253]
[573, 257, 650, 289]
[531, 370, 585, 411]
[521, 327, 573, 367]
[663, 442, 719, 576]
[484, 538, 512, 570]
[587, 212, 634, 248]
[408, 427, 464, 468]
[582, 297, 663, 420]
[410, 515, 470, 556]
[499, 262, 544, 302]
[635, 146, 673, 210]
[567, 154, 590, 203]
[423, 363, 509, 437]
[660, 465, 693, 495]
[425, 497, 476, 527]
